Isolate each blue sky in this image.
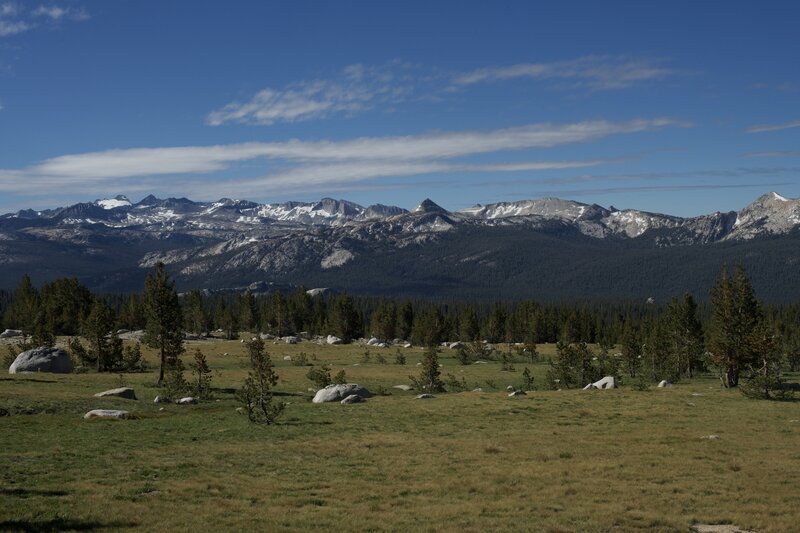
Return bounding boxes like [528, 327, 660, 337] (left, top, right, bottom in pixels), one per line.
[0, 0, 798, 216]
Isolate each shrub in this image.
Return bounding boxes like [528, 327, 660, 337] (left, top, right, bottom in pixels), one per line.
[333, 369, 347, 384]
[306, 365, 332, 388]
[237, 338, 284, 425]
[394, 349, 406, 365]
[189, 348, 213, 399]
[292, 352, 309, 367]
[521, 367, 535, 391]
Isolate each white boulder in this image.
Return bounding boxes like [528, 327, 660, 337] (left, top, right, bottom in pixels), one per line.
[590, 376, 616, 390]
[508, 390, 527, 397]
[657, 380, 672, 388]
[0, 329, 23, 338]
[312, 384, 371, 404]
[84, 409, 129, 420]
[94, 387, 137, 400]
[153, 395, 171, 403]
[326, 335, 343, 345]
[9, 347, 71, 374]
[416, 393, 435, 399]
[176, 397, 198, 405]
[340, 394, 365, 405]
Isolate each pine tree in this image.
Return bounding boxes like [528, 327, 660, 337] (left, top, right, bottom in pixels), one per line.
[237, 338, 283, 424]
[708, 265, 765, 388]
[189, 348, 213, 399]
[142, 263, 184, 385]
[5, 274, 39, 335]
[414, 346, 445, 393]
[82, 298, 115, 371]
[664, 293, 704, 379]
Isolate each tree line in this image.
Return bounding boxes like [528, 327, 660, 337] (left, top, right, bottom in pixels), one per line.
[1, 263, 798, 396]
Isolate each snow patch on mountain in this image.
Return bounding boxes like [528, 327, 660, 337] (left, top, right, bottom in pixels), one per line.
[96, 196, 131, 210]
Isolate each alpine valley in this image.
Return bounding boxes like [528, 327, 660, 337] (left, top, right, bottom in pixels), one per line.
[1, 192, 799, 301]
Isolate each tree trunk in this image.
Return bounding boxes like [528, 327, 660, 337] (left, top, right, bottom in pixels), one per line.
[723, 366, 739, 388]
[158, 346, 165, 385]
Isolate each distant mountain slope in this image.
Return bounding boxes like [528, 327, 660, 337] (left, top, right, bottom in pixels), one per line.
[1, 192, 799, 301]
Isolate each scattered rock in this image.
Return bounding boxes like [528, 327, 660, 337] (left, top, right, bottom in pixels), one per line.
[393, 385, 413, 391]
[260, 333, 275, 340]
[472, 388, 483, 392]
[118, 330, 145, 341]
[283, 356, 292, 361]
[326, 335, 343, 345]
[448, 342, 464, 349]
[340, 394, 365, 405]
[94, 387, 137, 400]
[84, 409, 129, 420]
[473, 360, 487, 364]
[0, 329, 23, 338]
[403, 343, 412, 348]
[692, 525, 756, 533]
[657, 380, 672, 388]
[312, 384, 372, 404]
[9, 346, 72, 374]
[506, 385, 515, 391]
[367, 337, 380, 346]
[508, 390, 527, 397]
[416, 394, 435, 399]
[158, 407, 165, 412]
[283, 336, 299, 344]
[153, 396, 171, 403]
[701, 434, 721, 440]
[176, 397, 198, 405]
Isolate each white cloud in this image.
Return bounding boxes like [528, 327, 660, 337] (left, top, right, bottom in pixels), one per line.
[32, 4, 88, 21]
[0, 118, 686, 198]
[451, 56, 673, 90]
[0, 18, 29, 36]
[208, 56, 676, 126]
[207, 63, 413, 126]
[746, 120, 800, 133]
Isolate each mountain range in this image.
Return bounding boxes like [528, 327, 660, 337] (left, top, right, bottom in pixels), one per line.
[1, 192, 799, 301]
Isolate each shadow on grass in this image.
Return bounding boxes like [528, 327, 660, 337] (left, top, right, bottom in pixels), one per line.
[0, 518, 137, 532]
[278, 419, 333, 427]
[0, 488, 69, 497]
[0, 377, 58, 384]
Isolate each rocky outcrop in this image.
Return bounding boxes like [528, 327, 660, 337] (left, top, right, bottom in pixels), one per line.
[312, 384, 371, 404]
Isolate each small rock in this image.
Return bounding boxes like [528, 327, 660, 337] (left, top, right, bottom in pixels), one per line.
[84, 409, 129, 420]
[657, 380, 672, 388]
[473, 360, 487, 364]
[416, 393, 435, 399]
[508, 390, 527, 397]
[283, 355, 292, 361]
[0, 329, 23, 338]
[158, 407, 165, 412]
[393, 385, 413, 391]
[153, 395, 171, 404]
[326, 335, 343, 345]
[702, 434, 720, 440]
[176, 397, 198, 405]
[506, 385, 515, 391]
[448, 342, 464, 349]
[94, 387, 137, 400]
[340, 394, 364, 405]
[223, 352, 229, 356]
[472, 388, 483, 392]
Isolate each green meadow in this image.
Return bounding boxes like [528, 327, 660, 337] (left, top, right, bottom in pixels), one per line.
[1, 339, 798, 532]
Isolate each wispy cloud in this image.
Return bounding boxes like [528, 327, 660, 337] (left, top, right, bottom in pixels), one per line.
[0, 2, 88, 37]
[0, 118, 685, 198]
[209, 56, 677, 126]
[452, 55, 674, 90]
[745, 150, 800, 158]
[207, 63, 414, 126]
[746, 119, 800, 133]
[32, 5, 89, 21]
[528, 182, 793, 199]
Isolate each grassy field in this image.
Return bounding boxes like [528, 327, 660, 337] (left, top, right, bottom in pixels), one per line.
[1, 337, 799, 532]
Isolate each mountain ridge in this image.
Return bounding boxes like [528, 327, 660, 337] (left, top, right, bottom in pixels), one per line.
[1, 191, 799, 301]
